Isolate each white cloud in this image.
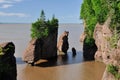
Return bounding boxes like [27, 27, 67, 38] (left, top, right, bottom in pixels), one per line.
[0, 4, 13, 8]
[0, 0, 12, 3]
[0, 12, 29, 17]
[0, 0, 23, 9]
[0, 0, 22, 3]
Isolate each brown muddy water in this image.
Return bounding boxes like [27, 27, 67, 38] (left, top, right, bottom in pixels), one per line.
[17, 53, 105, 80]
[0, 23, 105, 80]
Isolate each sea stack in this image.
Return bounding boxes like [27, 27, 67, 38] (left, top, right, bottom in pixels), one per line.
[22, 10, 59, 65]
[0, 42, 17, 80]
[57, 31, 69, 54]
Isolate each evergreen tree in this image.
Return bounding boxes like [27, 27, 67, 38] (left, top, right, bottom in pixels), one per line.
[40, 10, 46, 21]
[31, 10, 58, 39]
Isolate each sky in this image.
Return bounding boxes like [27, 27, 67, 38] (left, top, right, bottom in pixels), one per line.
[0, 0, 83, 23]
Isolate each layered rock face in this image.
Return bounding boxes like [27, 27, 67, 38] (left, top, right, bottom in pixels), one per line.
[93, 18, 112, 63]
[22, 39, 36, 63]
[0, 42, 17, 80]
[34, 32, 58, 61]
[93, 18, 120, 80]
[22, 29, 58, 64]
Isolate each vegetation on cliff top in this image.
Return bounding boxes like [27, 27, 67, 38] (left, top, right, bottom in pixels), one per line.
[80, 0, 109, 46]
[31, 10, 58, 39]
[108, 1, 120, 49]
[81, 0, 120, 46]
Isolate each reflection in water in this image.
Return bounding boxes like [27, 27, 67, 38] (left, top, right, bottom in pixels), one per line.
[35, 51, 84, 67]
[17, 52, 106, 80]
[16, 57, 25, 64]
[72, 47, 77, 56]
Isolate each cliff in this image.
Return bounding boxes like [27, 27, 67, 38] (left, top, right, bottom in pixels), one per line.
[80, 0, 120, 79]
[93, 17, 112, 63]
[94, 17, 120, 80]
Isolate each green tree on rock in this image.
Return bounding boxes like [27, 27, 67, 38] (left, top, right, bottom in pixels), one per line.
[40, 10, 46, 21]
[31, 10, 58, 39]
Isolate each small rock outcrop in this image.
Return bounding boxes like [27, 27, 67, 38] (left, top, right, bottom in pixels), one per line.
[0, 42, 17, 80]
[22, 29, 58, 65]
[57, 31, 69, 54]
[72, 47, 76, 56]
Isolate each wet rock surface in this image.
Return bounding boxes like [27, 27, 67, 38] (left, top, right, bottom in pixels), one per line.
[0, 42, 17, 80]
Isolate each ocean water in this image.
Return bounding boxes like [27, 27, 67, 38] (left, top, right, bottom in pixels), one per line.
[0, 23, 83, 57]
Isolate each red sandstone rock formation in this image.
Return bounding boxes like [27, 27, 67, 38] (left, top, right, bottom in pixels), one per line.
[22, 39, 36, 63]
[57, 31, 69, 54]
[22, 29, 58, 65]
[93, 17, 112, 64]
[93, 17, 120, 80]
